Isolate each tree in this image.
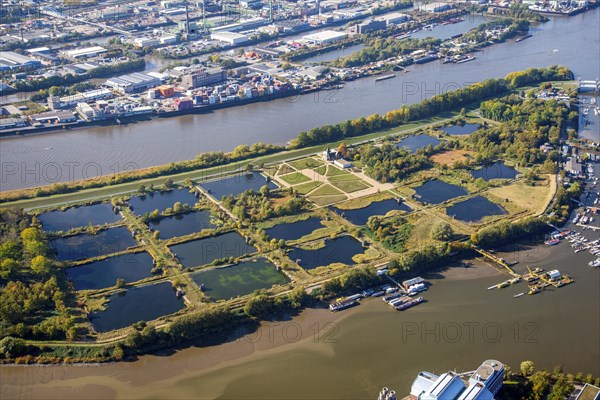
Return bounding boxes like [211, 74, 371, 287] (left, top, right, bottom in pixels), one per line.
[520, 360, 535, 376]
[338, 143, 348, 157]
[259, 184, 270, 197]
[0, 336, 25, 359]
[138, 184, 146, 193]
[20, 227, 41, 243]
[125, 330, 143, 348]
[547, 375, 574, 400]
[116, 278, 126, 288]
[164, 178, 174, 189]
[30, 255, 51, 275]
[430, 221, 453, 241]
[287, 286, 307, 309]
[243, 294, 274, 318]
[0, 258, 18, 279]
[529, 371, 551, 400]
[173, 201, 183, 213]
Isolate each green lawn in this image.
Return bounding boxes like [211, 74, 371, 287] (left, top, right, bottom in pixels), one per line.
[289, 157, 324, 170]
[330, 180, 371, 193]
[309, 195, 348, 206]
[314, 165, 327, 176]
[325, 166, 351, 177]
[294, 181, 323, 194]
[328, 173, 362, 182]
[2, 111, 462, 210]
[276, 164, 296, 175]
[308, 184, 344, 196]
[278, 172, 311, 185]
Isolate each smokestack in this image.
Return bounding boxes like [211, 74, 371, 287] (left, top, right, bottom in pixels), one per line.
[185, 4, 190, 34]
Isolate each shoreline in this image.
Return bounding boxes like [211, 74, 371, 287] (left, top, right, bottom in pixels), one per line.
[0, 252, 559, 400]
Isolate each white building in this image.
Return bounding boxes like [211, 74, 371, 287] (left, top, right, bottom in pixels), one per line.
[409, 360, 504, 400]
[134, 37, 161, 47]
[421, 2, 453, 12]
[302, 30, 348, 45]
[62, 46, 108, 59]
[378, 12, 411, 25]
[210, 31, 250, 45]
[105, 73, 162, 94]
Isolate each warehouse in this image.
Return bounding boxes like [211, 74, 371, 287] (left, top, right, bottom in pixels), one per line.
[210, 31, 250, 45]
[105, 73, 162, 94]
[302, 30, 347, 45]
[0, 51, 42, 71]
[378, 12, 411, 25]
[62, 46, 108, 59]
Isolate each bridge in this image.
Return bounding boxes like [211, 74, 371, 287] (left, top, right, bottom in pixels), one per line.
[578, 79, 599, 93]
[471, 246, 520, 277]
[41, 7, 132, 36]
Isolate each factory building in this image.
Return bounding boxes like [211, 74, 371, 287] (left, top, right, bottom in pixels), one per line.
[105, 73, 162, 94]
[181, 68, 227, 89]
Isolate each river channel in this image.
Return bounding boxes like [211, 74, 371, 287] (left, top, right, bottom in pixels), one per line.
[0, 10, 598, 191]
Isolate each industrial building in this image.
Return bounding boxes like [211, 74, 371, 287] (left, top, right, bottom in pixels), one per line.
[133, 37, 161, 47]
[62, 46, 108, 59]
[28, 111, 77, 124]
[211, 17, 268, 33]
[48, 88, 114, 110]
[105, 73, 162, 94]
[210, 31, 250, 45]
[421, 2, 453, 13]
[409, 360, 504, 400]
[181, 67, 227, 88]
[0, 117, 27, 130]
[378, 11, 411, 25]
[0, 52, 42, 71]
[302, 30, 348, 45]
[350, 19, 387, 34]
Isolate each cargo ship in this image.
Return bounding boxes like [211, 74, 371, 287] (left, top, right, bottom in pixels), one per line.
[396, 296, 424, 310]
[329, 298, 358, 312]
[375, 74, 396, 82]
[455, 55, 476, 64]
[515, 34, 533, 42]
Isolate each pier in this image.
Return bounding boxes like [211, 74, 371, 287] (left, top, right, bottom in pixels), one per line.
[578, 79, 600, 93]
[471, 246, 520, 277]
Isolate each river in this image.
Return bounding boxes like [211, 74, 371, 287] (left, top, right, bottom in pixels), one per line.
[1, 10, 598, 192]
